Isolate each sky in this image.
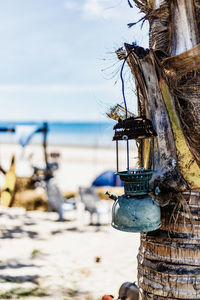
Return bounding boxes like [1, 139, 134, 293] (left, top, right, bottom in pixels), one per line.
[0, 0, 149, 122]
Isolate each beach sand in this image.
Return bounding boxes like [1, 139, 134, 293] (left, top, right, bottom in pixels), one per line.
[0, 143, 134, 192]
[0, 143, 140, 299]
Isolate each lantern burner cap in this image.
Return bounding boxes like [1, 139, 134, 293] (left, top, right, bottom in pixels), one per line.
[113, 116, 157, 141]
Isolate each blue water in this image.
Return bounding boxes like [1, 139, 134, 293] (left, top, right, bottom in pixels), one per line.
[0, 121, 115, 147]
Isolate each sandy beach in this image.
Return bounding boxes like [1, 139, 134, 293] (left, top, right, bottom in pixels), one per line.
[0, 207, 140, 300]
[0, 143, 140, 299]
[0, 143, 134, 192]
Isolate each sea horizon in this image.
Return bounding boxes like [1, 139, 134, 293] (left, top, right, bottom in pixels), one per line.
[0, 120, 115, 147]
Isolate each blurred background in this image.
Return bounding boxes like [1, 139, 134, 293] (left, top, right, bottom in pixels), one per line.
[0, 1, 148, 299]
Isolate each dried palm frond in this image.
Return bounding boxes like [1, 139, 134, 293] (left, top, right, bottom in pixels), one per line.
[173, 72, 200, 166]
[132, 0, 151, 13]
[150, 18, 169, 54]
[168, 192, 195, 236]
[159, 45, 200, 166]
[162, 44, 200, 79]
[148, 2, 170, 54]
[194, 0, 200, 39]
[115, 48, 126, 61]
[106, 104, 136, 121]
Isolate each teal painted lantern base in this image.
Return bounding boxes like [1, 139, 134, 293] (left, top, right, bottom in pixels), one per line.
[112, 194, 161, 233]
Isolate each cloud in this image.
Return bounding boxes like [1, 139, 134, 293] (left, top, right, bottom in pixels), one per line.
[64, 1, 80, 11]
[0, 84, 112, 93]
[64, 0, 119, 20]
[82, 0, 103, 19]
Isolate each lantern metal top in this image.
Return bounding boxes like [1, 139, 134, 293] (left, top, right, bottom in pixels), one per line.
[113, 116, 157, 141]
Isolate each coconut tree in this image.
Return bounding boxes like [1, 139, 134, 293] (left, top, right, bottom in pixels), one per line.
[115, 0, 200, 299]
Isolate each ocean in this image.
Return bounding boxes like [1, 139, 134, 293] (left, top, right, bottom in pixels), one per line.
[0, 121, 115, 147]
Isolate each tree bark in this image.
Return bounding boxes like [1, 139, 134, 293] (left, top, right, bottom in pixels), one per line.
[123, 0, 200, 298]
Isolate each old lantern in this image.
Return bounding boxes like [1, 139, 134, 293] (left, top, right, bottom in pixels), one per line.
[106, 116, 161, 233]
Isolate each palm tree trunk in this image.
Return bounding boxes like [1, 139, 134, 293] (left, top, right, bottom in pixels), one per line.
[122, 0, 200, 298]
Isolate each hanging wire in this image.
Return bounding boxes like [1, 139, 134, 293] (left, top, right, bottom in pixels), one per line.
[120, 59, 128, 119]
[120, 51, 132, 119]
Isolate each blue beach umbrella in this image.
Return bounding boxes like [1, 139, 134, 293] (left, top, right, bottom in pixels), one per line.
[92, 170, 123, 187]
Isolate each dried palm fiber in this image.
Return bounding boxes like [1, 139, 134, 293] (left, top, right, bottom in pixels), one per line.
[149, 18, 169, 54]
[160, 45, 200, 166]
[138, 191, 200, 299]
[148, 2, 170, 54]
[115, 48, 126, 61]
[131, 0, 150, 13]
[162, 44, 200, 78]
[194, 0, 200, 40]
[172, 72, 200, 167]
[132, 0, 167, 12]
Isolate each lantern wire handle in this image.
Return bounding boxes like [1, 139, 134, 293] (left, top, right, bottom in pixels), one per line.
[127, 140, 130, 171]
[116, 140, 119, 173]
[153, 138, 155, 171]
[141, 139, 143, 168]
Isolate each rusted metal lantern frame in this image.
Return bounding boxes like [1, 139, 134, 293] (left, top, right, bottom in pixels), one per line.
[113, 115, 157, 187]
